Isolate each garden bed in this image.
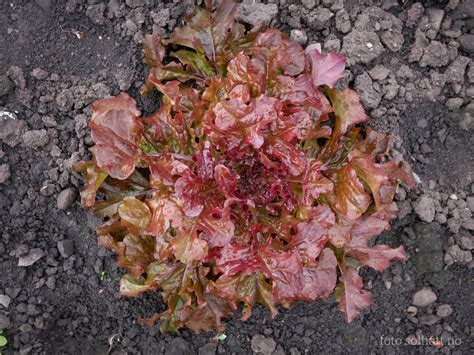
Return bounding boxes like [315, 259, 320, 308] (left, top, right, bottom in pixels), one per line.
[0, 1, 472, 354]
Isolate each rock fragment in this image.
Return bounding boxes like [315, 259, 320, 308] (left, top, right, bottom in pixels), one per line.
[57, 188, 77, 210]
[7, 65, 26, 89]
[251, 335, 277, 354]
[412, 287, 437, 307]
[0, 75, 14, 96]
[237, 1, 278, 26]
[420, 41, 449, 67]
[0, 164, 10, 184]
[342, 30, 384, 64]
[413, 196, 436, 222]
[18, 248, 45, 267]
[57, 240, 75, 258]
[0, 111, 27, 147]
[22, 129, 49, 149]
[355, 72, 382, 109]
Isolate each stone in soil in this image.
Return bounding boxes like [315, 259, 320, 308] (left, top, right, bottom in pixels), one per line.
[57, 188, 77, 210]
[341, 30, 384, 64]
[0, 111, 27, 147]
[426, 8, 445, 39]
[406, 3, 424, 27]
[335, 9, 351, 34]
[0, 75, 14, 96]
[31, 68, 49, 80]
[445, 56, 471, 84]
[459, 34, 474, 54]
[57, 240, 75, 258]
[86, 3, 106, 25]
[251, 334, 277, 354]
[369, 65, 390, 81]
[355, 72, 381, 109]
[436, 304, 453, 317]
[444, 244, 472, 265]
[412, 287, 437, 307]
[237, 1, 278, 26]
[22, 129, 49, 149]
[419, 41, 449, 67]
[413, 196, 436, 222]
[6, 65, 26, 89]
[290, 29, 308, 46]
[0, 314, 11, 330]
[18, 248, 45, 267]
[303, 8, 334, 31]
[0, 164, 10, 184]
[0, 294, 11, 309]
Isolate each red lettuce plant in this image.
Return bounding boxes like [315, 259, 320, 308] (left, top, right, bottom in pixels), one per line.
[75, 0, 415, 333]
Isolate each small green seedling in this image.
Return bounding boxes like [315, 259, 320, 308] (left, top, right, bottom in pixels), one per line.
[100, 271, 107, 282]
[213, 333, 227, 342]
[0, 329, 7, 347]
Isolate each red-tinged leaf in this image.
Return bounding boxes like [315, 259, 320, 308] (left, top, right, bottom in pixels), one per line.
[194, 141, 215, 180]
[171, 227, 208, 263]
[229, 84, 251, 102]
[214, 164, 238, 198]
[291, 219, 328, 263]
[120, 274, 153, 296]
[355, 128, 390, 158]
[148, 153, 190, 187]
[171, 50, 216, 77]
[143, 34, 165, 68]
[260, 248, 303, 304]
[144, 193, 172, 238]
[241, 96, 280, 149]
[264, 139, 307, 176]
[73, 160, 108, 207]
[253, 29, 305, 76]
[307, 50, 346, 88]
[308, 204, 336, 228]
[147, 63, 197, 84]
[278, 75, 332, 114]
[326, 164, 372, 220]
[202, 77, 233, 104]
[198, 207, 235, 247]
[301, 248, 338, 299]
[216, 242, 263, 276]
[91, 174, 149, 218]
[207, 95, 279, 150]
[352, 157, 389, 211]
[99, 231, 154, 277]
[168, 0, 237, 65]
[212, 272, 277, 320]
[335, 267, 372, 322]
[328, 221, 352, 248]
[146, 261, 186, 294]
[382, 160, 417, 188]
[351, 214, 390, 240]
[227, 53, 266, 95]
[175, 173, 207, 217]
[144, 104, 191, 153]
[184, 293, 233, 333]
[89, 93, 143, 179]
[298, 159, 334, 205]
[345, 232, 406, 272]
[326, 88, 368, 135]
[118, 196, 152, 233]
